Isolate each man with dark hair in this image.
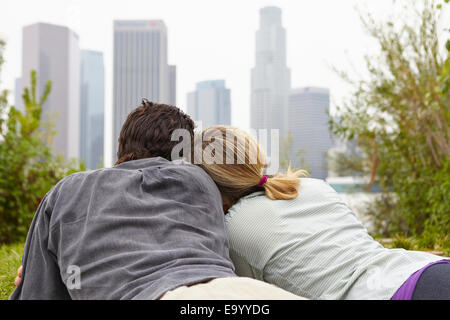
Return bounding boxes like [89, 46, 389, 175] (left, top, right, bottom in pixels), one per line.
[11, 100, 300, 300]
[115, 99, 194, 164]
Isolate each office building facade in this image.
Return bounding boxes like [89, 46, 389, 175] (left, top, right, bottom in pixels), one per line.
[21, 22, 81, 160]
[288, 87, 332, 179]
[112, 20, 176, 160]
[187, 80, 231, 129]
[251, 6, 291, 135]
[80, 50, 104, 169]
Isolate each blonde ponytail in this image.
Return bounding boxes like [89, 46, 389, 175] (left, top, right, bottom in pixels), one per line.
[196, 125, 308, 205]
[263, 168, 307, 200]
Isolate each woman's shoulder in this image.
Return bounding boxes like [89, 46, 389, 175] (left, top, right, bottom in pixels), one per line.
[225, 177, 345, 225]
[225, 192, 288, 267]
[298, 178, 337, 193]
[232, 178, 339, 207]
[226, 191, 271, 220]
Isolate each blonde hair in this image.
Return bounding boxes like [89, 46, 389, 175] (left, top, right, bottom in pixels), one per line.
[195, 125, 308, 205]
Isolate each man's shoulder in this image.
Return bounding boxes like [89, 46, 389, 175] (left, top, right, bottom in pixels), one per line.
[48, 168, 111, 196]
[166, 159, 212, 179]
[57, 168, 106, 184]
[150, 159, 221, 195]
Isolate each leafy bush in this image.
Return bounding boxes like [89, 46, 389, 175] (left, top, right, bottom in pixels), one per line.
[330, 0, 450, 242]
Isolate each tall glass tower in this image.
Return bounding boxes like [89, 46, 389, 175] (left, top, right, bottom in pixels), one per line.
[251, 7, 291, 136]
[80, 50, 104, 170]
[112, 20, 176, 161]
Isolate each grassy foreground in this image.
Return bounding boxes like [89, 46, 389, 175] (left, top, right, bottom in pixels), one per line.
[0, 243, 24, 300]
[377, 235, 450, 257]
[0, 238, 447, 300]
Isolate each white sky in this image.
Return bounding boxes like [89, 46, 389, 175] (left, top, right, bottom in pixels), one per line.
[0, 0, 448, 166]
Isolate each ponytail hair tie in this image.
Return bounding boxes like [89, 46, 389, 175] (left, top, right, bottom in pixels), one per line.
[258, 175, 268, 187]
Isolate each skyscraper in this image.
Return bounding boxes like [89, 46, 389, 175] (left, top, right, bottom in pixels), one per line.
[187, 80, 231, 129]
[14, 77, 23, 112]
[288, 87, 332, 179]
[80, 50, 104, 170]
[251, 6, 291, 135]
[112, 20, 176, 161]
[168, 65, 176, 106]
[21, 22, 81, 160]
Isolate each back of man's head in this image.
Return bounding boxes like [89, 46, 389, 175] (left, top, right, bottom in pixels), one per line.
[115, 99, 195, 165]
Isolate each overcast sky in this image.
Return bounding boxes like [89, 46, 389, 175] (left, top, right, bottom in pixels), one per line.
[0, 0, 448, 166]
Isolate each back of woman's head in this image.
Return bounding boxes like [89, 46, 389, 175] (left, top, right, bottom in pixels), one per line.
[195, 125, 308, 205]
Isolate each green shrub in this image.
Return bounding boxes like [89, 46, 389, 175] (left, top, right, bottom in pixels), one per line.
[330, 0, 450, 242]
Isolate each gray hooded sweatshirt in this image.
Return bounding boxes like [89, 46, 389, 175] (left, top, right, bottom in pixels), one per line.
[10, 157, 236, 300]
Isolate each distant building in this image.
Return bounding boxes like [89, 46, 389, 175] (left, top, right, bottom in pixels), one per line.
[21, 22, 81, 160]
[14, 78, 23, 112]
[168, 65, 176, 106]
[112, 20, 176, 161]
[80, 50, 104, 170]
[251, 6, 291, 136]
[288, 87, 332, 180]
[187, 80, 231, 129]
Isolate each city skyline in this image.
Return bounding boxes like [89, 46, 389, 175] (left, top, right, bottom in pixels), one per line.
[12, 14, 334, 176]
[2, 0, 443, 167]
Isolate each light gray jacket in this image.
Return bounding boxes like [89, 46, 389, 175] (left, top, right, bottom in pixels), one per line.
[10, 157, 236, 300]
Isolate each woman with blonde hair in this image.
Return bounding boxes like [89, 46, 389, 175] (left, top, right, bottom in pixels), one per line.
[196, 125, 449, 300]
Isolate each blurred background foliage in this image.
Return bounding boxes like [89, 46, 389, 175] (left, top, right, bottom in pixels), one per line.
[329, 0, 449, 249]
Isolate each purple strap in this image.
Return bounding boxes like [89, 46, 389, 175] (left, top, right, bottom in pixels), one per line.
[391, 259, 450, 300]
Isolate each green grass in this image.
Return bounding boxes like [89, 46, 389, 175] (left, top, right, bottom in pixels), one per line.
[0, 243, 24, 300]
[0, 236, 446, 301]
[377, 235, 450, 257]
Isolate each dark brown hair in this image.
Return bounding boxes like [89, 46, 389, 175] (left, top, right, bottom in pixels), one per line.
[115, 99, 195, 165]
